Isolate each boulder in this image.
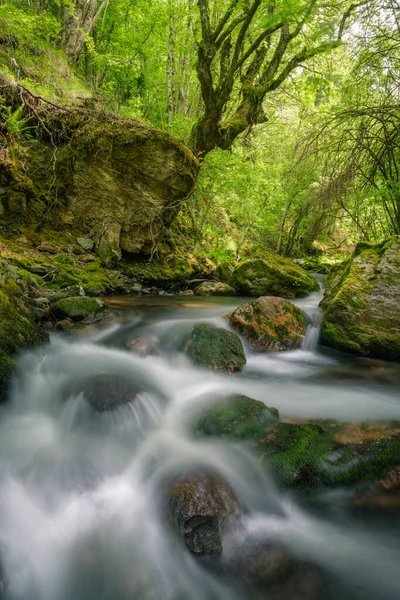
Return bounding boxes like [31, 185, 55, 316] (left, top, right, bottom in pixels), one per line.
[77, 236, 94, 251]
[214, 262, 235, 284]
[320, 237, 400, 359]
[52, 296, 106, 322]
[227, 296, 306, 352]
[196, 394, 279, 439]
[167, 472, 241, 555]
[184, 324, 246, 373]
[231, 255, 319, 298]
[82, 376, 140, 412]
[194, 281, 236, 296]
[245, 546, 321, 600]
[0, 97, 199, 269]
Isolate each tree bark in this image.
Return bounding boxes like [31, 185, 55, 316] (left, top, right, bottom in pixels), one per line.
[61, 0, 109, 62]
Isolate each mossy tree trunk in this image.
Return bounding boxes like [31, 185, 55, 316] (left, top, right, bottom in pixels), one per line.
[61, 0, 110, 62]
[189, 0, 365, 157]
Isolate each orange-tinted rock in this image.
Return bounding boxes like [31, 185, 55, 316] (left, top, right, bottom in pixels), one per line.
[228, 296, 306, 352]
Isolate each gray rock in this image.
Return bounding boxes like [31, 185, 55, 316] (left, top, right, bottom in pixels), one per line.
[194, 281, 236, 296]
[77, 237, 94, 251]
[168, 472, 241, 555]
[130, 282, 143, 294]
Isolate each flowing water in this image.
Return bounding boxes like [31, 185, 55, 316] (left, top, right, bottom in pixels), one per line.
[0, 277, 399, 599]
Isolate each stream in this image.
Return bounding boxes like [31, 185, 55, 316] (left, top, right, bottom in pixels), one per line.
[0, 277, 399, 599]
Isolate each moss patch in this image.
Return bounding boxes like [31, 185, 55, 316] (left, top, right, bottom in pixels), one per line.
[184, 323, 246, 373]
[231, 256, 319, 298]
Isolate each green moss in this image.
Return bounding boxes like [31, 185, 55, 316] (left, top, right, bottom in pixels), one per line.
[196, 394, 279, 439]
[231, 256, 319, 298]
[0, 262, 48, 400]
[184, 323, 246, 373]
[53, 296, 104, 321]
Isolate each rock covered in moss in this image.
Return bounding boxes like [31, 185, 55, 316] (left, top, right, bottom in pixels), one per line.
[214, 262, 236, 284]
[0, 260, 48, 401]
[196, 394, 279, 439]
[231, 256, 319, 298]
[320, 237, 400, 359]
[52, 296, 106, 322]
[255, 420, 400, 490]
[184, 323, 246, 373]
[167, 472, 241, 555]
[228, 296, 306, 352]
[194, 281, 236, 296]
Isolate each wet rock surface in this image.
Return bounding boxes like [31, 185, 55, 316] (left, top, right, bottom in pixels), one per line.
[184, 323, 246, 373]
[196, 394, 279, 439]
[228, 296, 306, 352]
[167, 472, 241, 555]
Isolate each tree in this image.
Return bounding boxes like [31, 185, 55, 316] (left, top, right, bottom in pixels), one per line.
[61, 0, 110, 62]
[189, 0, 368, 156]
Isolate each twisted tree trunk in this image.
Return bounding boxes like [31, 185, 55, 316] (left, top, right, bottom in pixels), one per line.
[61, 0, 109, 62]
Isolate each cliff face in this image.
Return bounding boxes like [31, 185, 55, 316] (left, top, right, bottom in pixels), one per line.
[0, 81, 199, 267]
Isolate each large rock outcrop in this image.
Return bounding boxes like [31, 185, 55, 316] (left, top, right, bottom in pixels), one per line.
[0, 259, 48, 400]
[0, 78, 199, 268]
[320, 237, 400, 359]
[231, 255, 319, 298]
[227, 296, 306, 352]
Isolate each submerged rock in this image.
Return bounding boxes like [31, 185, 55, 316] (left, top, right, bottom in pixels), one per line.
[52, 296, 106, 322]
[231, 256, 319, 298]
[196, 394, 279, 439]
[245, 546, 321, 600]
[82, 376, 140, 412]
[320, 237, 400, 359]
[194, 281, 236, 296]
[184, 323, 246, 373]
[167, 472, 241, 555]
[228, 296, 306, 352]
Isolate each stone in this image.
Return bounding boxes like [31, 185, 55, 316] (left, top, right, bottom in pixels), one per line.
[231, 256, 319, 298]
[227, 296, 306, 352]
[167, 472, 241, 555]
[184, 323, 246, 373]
[194, 281, 236, 296]
[77, 236, 94, 251]
[43, 285, 85, 303]
[245, 546, 321, 600]
[196, 394, 279, 439]
[214, 262, 235, 284]
[52, 296, 106, 322]
[82, 376, 140, 412]
[320, 237, 400, 359]
[130, 282, 143, 294]
[127, 336, 161, 357]
[7, 191, 27, 213]
[182, 289, 194, 295]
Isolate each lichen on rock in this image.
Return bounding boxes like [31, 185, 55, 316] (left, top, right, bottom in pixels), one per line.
[227, 296, 306, 352]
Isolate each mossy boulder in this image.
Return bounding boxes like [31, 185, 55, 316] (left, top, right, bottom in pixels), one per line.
[320, 237, 400, 359]
[196, 394, 279, 439]
[214, 262, 236, 284]
[0, 78, 199, 269]
[231, 256, 319, 298]
[194, 281, 236, 296]
[227, 296, 306, 352]
[184, 324, 246, 373]
[0, 259, 48, 401]
[52, 296, 106, 322]
[255, 420, 400, 490]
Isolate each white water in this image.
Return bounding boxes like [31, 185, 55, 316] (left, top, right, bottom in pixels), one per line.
[0, 284, 399, 599]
